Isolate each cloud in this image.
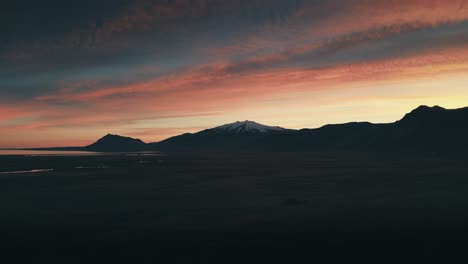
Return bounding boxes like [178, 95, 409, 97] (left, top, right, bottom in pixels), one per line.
[3, 1, 468, 147]
[296, 0, 468, 34]
[30, 42, 468, 124]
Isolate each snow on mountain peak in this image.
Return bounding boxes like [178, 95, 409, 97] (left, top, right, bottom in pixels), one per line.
[213, 120, 287, 133]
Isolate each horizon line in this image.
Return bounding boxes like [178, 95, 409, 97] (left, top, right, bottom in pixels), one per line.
[4, 104, 463, 150]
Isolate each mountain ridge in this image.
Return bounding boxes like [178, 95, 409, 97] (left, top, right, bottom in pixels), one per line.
[207, 120, 289, 134]
[28, 105, 468, 152]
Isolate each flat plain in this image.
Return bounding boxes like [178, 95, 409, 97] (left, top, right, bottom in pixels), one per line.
[1, 152, 468, 262]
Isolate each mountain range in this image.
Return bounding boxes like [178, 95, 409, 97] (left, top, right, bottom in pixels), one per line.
[33, 105, 468, 152]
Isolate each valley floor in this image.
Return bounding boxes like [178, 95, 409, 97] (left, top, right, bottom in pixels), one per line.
[1, 152, 468, 262]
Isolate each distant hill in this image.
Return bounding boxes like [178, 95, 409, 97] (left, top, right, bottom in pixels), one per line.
[388, 105, 468, 151]
[85, 134, 146, 152]
[29, 105, 468, 152]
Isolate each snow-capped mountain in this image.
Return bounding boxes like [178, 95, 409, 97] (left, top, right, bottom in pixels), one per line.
[36, 105, 468, 152]
[204, 120, 288, 134]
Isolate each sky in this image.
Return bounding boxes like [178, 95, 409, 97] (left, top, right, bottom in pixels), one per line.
[2, 0, 468, 147]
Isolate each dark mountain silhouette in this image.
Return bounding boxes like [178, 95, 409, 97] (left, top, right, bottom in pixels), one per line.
[150, 105, 468, 152]
[29, 105, 468, 152]
[147, 121, 290, 152]
[386, 105, 468, 151]
[28, 134, 146, 152]
[202, 120, 288, 134]
[86, 134, 146, 152]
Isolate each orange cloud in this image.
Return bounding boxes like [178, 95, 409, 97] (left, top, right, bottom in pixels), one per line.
[297, 0, 468, 35]
[29, 43, 468, 132]
[4, 1, 468, 148]
[0, 105, 31, 121]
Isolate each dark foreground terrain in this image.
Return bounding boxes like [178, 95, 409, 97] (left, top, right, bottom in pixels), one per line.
[1, 152, 468, 262]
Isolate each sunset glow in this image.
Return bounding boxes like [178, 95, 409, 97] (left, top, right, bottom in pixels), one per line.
[2, 0, 468, 147]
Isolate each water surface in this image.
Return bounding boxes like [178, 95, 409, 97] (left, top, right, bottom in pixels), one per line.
[0, 150, 163, 156]
[0, 150, 104, 156]
[0, 169, 54, 175]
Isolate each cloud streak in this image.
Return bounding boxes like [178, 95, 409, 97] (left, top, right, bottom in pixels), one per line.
[2, 1, 468, 147]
